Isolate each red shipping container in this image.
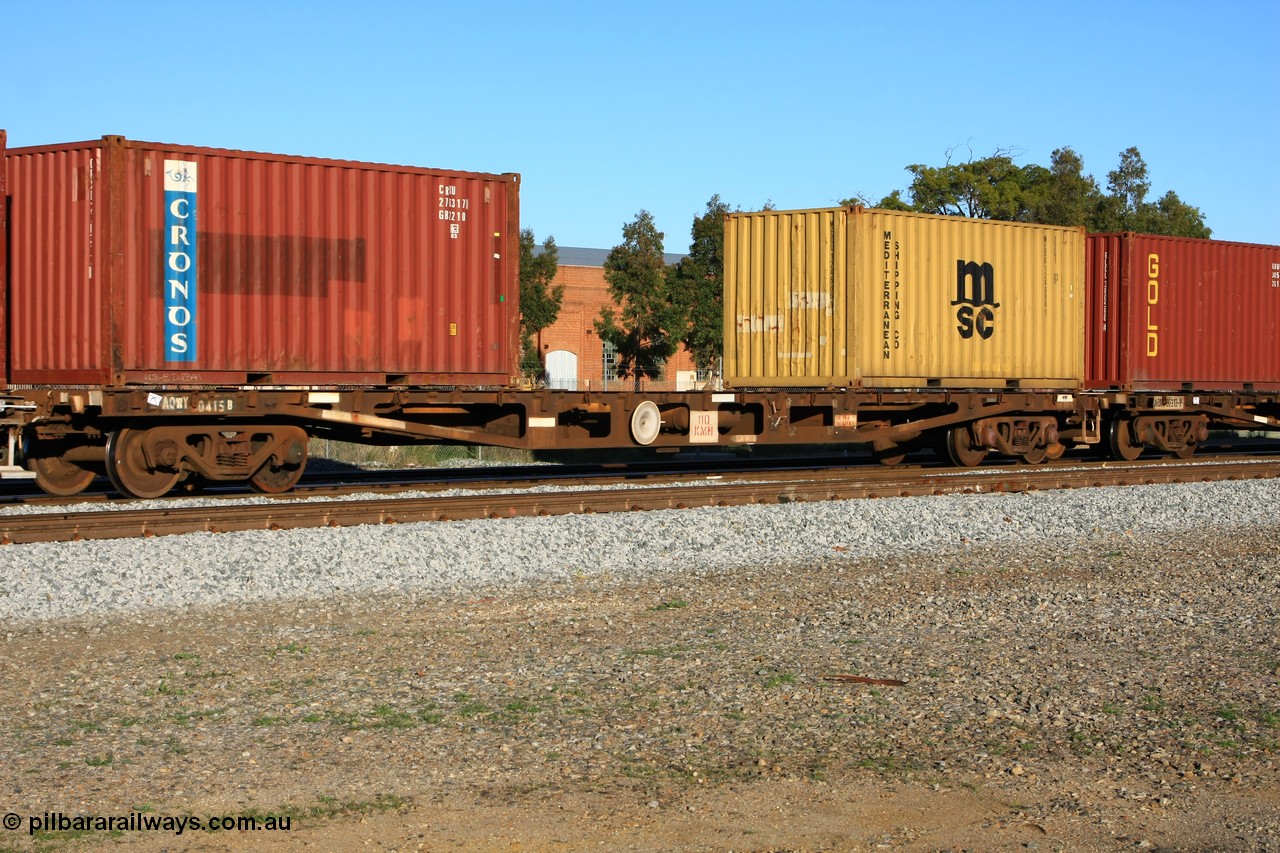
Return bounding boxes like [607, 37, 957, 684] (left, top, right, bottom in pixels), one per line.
[0, 131, 8, 384]
[3, 134, 520, 386]
[1086, 233, 1280, 391]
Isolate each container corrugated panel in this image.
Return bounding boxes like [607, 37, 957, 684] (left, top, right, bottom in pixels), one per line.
[853, 209, 1083, 388]
[5, 135, 520, 386]
[5, 141, 103, 382]
[0, 130, 8, 387]
[724, 206, 1085, 389]
[1086, 233, 1280, 391]
[723, 207, 850, 385]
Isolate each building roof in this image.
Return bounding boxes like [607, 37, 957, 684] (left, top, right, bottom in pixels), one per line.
[535, 246, 687, 267]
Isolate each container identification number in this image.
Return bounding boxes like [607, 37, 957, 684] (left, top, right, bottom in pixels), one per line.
[1272, 262, 1279, 287]
[438, 185, 469, 233]
[148, 395, 236, 413]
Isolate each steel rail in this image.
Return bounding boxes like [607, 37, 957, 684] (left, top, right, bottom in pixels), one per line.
[2, 456, 1277, 545]
[5, 438, 1277, 509]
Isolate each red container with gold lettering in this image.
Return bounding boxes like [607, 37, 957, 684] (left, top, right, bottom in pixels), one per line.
[1086, 233, 1280, 391]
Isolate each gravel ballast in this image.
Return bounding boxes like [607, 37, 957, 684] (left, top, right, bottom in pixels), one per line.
[1, 479, 1277, 851]
[2, 477, 1280, 623]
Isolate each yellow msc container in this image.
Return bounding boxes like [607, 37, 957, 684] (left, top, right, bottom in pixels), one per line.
[723, 206, 1085, 389]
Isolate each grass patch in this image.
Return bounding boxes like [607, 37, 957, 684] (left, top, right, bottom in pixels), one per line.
[170, 709, 222, 726]
[456, 701, 489, 719]
[1140, 693, 1167, 712]
[25, 826, 125, 847]
[627, 645, 690, 658]
[651, 599, 689, 611]
[492, 699, 541, 723]
[369, 706, 416, 730]
[145, 678, 188, 698]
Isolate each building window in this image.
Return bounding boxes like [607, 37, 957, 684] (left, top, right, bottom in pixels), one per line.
[602, 340, 619, 388]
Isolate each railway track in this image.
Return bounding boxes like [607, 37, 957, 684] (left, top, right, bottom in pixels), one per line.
[4, 436, 1278, 510]
[3, 454, 1277, 545]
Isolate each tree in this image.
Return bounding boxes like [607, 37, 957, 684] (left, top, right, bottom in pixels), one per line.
[856, 144, 1210, 237]
[854, 146, 1034, 220]
[594, 210, 683, 386]
[1023, 147, 1103, 227]
[1137, 190, 1212, 238]
[668, 196, 731, 370]
[517, 229, 563, 375]
[867, 189, 914, 211]
[1088, 147, 1210, 237]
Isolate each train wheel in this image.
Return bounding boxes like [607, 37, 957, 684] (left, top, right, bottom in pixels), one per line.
[249, 455, 307, 494]
[1020, 446, 1048, 464]
[31, 455, 97, 497]
[872, 439, 907, 466]
[945, 426, 987, 467]
[1044, 442, 1067, 461]
[1107, 418, 1143, 461]
[106, 428, 182, 499]
[176, 473, 209, 494]
[1173, 441, 1197, 460]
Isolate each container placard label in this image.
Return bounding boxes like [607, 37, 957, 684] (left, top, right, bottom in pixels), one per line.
[163, 160, 198, 362]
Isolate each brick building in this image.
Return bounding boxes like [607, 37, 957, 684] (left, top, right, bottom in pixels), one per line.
[532, 247, 707, 391]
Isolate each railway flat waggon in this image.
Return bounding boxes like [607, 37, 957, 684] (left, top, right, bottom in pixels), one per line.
[1, 130, 1278, 498]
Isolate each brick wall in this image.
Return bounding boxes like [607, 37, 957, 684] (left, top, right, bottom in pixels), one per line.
[533, 261, 701, 391]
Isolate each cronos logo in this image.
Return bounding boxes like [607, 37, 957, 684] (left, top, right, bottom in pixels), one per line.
[952, 260, 999, 340]
[163, 160, 198, 362]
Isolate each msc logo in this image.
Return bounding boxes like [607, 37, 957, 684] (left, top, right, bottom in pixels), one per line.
[951, 260, 999, 340]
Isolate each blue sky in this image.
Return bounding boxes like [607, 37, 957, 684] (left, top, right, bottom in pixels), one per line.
[7, 0, 1277, 250]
